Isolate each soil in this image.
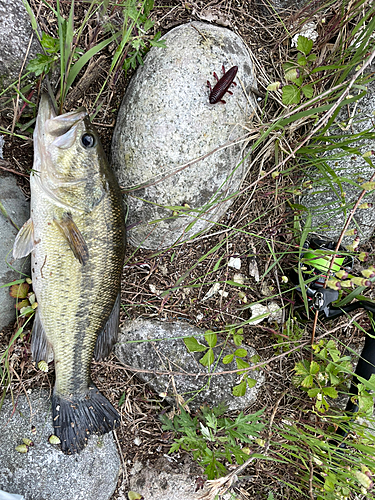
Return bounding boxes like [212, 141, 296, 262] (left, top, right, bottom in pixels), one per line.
[1, 1, 375, 499]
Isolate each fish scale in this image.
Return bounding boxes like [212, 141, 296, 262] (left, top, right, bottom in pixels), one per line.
[13, 95, 126, 453]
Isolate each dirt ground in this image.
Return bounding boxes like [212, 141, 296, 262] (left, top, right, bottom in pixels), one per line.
[1, 1, 375, 499]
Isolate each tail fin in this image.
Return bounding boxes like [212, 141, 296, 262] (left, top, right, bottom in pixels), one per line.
[52, 384, 120, 454]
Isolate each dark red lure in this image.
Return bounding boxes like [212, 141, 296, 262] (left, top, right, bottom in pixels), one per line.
[207, 65, 238, 104]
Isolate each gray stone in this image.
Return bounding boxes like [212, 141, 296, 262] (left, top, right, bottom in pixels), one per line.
[112, 22, 258, 249]
[115, 319, 265, 411]
[301, 78, 375, 245]
[121, 457, 202, 500]
[0, 390, 120, 500]
[0, 172, 30, 331]
[0, 0, 42, 91]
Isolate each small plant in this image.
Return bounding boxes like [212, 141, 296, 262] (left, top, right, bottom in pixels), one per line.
[160, 404, 265, 479]
[293, 339, 352, 412]
[183, 327, 258, 397]
[24, 0, 165, 112]
[267, 35, 317, 105]
[9, 279, 37, 318]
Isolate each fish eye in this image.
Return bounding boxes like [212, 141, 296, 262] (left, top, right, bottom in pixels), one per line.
[81, 133, 96, 149]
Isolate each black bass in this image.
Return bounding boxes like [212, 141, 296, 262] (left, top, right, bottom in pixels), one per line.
[13, 94, 126, 454]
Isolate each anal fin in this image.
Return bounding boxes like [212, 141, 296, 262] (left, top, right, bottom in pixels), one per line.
[54, 212, 89, 265]
[94, 292, 120, 361]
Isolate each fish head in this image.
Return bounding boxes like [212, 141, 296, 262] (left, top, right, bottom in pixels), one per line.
[34, 94, 109, 211]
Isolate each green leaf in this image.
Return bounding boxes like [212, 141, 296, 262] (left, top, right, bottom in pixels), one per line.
[118, 392, 126, 406]
[322, 387, 338, 398]
[282, 85, 300, 105]
[307, 53, 317, 62]
[143, 18, 154, 32]
[200, 348, 214, 367]
[41, 32, 60, 53]
[301, 375, 313, 388]
[26, 54, 56, 76]
[159, 413, 175, 431]
[236, 357, 250, 371]
[309, 361, 320, 375]
[247, 378, 257, 389]
[294, 360, 310, 376]
[233, 380, 247, 397]
[150, 32, 166, 48]
[233, 334, 243, 346]
[297, 54, 307, 66]
[204, 330, 217, 348]
[250, 354, 260, 363]
[199, 423, 211, 440]
[297, 35, 314, 55]
[183, 337, 207, 352]
[302, 84, 314, 99]
[324, 472, 337, 492]
[234, 348, 247, 358]
[222, 354, 234, 364]
[307, 387, 320, 398]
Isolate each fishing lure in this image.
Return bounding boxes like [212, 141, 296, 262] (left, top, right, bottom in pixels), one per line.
[207, 65, 238, 104]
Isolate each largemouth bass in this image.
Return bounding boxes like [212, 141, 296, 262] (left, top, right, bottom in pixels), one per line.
[13, 94, 126, 454]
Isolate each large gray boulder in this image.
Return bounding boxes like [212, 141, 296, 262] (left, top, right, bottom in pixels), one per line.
[0, 172, 30, 331]
[0, 390, 120, 500]
[115, 318, 265, 411]
[0, 0, 41, 92]
[112, 22, 258, 249]
[301, 74, 375, 245]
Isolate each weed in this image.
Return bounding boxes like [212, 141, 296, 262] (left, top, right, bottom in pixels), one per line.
[293, 339, 352, 413]
[160, 404, 265, 480]
[183, 327, 258, 397]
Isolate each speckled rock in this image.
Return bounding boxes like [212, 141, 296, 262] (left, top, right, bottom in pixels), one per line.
[112, 22, 258, 249]
[115, 318, 265, 411]
[0, 390, 120, 500]
[0, 172, 30, 331]
[301, 72, 375, 245]
[0, 0, 41, 92]
[123, 457, 202, 500]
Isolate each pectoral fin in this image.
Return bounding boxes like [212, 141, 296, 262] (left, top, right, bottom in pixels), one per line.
[13, 218, 36, 259]
[94, 293, 121, 361]
[54, 212, 89, 265]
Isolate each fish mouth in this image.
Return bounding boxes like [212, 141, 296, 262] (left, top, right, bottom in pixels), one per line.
[34, 94, 88, 171]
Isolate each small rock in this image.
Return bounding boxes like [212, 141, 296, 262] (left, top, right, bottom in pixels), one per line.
[267, 301, 283, 323]
[248, 303, 270, 325]
[134, 436, 142, 446]
[248, 257, 260, 282]
[202, 282, 221, 301]
[248, 302, 282, 325]
[233, 273, 245, 285]
[128, 456, 202, 500]
[291, 21, 318, 47]
[228, 257, 241, 270]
